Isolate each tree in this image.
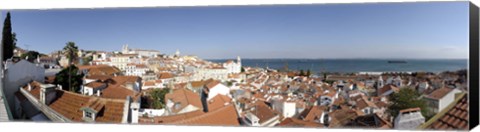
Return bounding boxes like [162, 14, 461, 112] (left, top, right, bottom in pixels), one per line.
[20, 51, 40, 62]
[149, 88, 171, 109]
[306, 69, 311, 76]
[387, 87, 429, 119]
[241, 67, 245, 72]
[54, 65, 84, 92]
[299, 69, 305, 76]
[81, 56, 93, 65]
[63, 42, 79, 65]
[2, 12, 15, 61]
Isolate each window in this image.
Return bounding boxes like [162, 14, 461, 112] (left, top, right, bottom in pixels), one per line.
[85, 111, 93, 118]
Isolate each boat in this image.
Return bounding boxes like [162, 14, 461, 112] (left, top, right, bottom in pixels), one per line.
[387, 60, 407, 63]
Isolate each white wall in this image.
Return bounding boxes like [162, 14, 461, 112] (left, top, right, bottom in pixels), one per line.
[4, 60, 45, 117]
[438, 89, 461, 112]
[207, 84, 231, 100]
[282, 102, 296, 118]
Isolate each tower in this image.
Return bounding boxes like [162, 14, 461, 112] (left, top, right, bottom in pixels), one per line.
[377, 76, 384, 89]
[175, 49, 180, 57]
[122, 44, 129, 54]
[237, 56, 241, 66]
[236, 56, 242, 73]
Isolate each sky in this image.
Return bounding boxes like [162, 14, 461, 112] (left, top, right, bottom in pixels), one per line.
[0, 2, 470, 59]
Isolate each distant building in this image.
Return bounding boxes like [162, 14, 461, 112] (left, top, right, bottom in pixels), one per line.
[122, 44, 161, 58]
[223, 56, 242, 74]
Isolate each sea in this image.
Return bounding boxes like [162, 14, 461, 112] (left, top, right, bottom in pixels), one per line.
[209, 59, 468, 74]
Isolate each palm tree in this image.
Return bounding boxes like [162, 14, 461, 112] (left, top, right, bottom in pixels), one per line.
[62, 42, 79, 92]
[63, 41, 78, 65]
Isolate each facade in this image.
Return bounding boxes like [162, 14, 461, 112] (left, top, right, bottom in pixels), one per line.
[223, 56, 242, 74]
[424, 87, 462, 114]
[122, 44, 161, 58]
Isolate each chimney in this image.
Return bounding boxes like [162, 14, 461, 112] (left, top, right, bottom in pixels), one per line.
[28, 83, 32, 91]
[39, 84, 57, 105]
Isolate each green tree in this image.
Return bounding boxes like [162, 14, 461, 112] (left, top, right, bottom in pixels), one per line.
[241, 67, 245, 72]
[306, 69, 311, 76]
[2, 12, 15, 61]
[149, 88, 171, 109]
[81, 56, 93, 65]
[63, 42, 79, 65]
[20, 51, 40, 62]
[388, 87, 429, 118]
[54, 65, 84, 92]
[299, 69, 305, 76]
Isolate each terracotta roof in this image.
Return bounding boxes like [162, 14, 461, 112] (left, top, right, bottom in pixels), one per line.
[85, 82, 106, 89]
[277, 118, 324, 127]
[426, 87, 453, 100]
[399, 107, 421, 114]
[378, 84, 399, 95]
[248, 101, 279, 124]
[100, 85, 138, 100]
[139, 110, 205, 124]
[303, 106, 326, 122]
[82, 98, 106, 113]
[190, 81, 206, 88]
[112, 76, 141, 86]
[165, 88, 203, 113]
[345, 113, 392, 129]
[356, 98, 377, 110]
[205, 80, 221, 90]
[425, 94, 468, 130]
[143, 81, 155, 87]
[22, 81, 42, 99]
[207, 94, 232, 112]
[158, 72, 174, 79]
[86, 75, 113, 82]
[328, 109, 360, 128]
[45, 90, 126, 123]
[141, 104, 240, 126]
[172, 104, 239, 126]
[45, 76, 56, 84]
[78, 65, 122, 76]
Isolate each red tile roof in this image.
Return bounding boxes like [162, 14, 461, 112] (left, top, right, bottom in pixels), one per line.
[165, 88, 203, 113]
[277, 118, 324, 127]
[426, 87, 453, 100]
[207, 94, 232, 112]
[22, 83, 127, 123]
[141, 104, 240, 126]
[378, 84, 399, 95]
[426, 94, 468, 130]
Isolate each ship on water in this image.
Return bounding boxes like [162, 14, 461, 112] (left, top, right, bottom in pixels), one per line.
[387, 60, 407, 63]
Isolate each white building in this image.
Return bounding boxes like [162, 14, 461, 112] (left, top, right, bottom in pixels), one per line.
[195, 67, 229, 81]
[394, 107, 425, 129]
[223, 56, 242, 74]
[122, 44, 161, 58]
[204, 81, 231, 101]
[424, 87, 462, 113]
[271, 98, 296, 118]
[110, 54, 137, 71]
[3, 59, 45, 117]
[125, 64, 150, 77]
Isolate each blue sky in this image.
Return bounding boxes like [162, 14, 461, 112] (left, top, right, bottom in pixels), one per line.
[1, 2, 469, 59]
